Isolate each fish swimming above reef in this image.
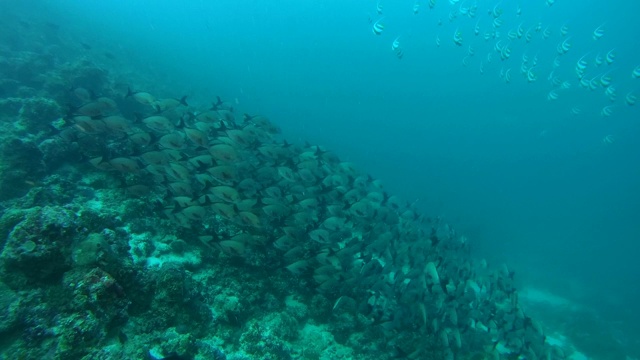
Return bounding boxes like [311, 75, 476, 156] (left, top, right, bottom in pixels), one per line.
[56, 87, 562, 359]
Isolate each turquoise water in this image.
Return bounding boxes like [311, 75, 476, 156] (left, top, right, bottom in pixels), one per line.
[2, 0, 639, 358]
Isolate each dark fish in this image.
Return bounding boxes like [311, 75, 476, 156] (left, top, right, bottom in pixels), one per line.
[148, 352, 193, 360]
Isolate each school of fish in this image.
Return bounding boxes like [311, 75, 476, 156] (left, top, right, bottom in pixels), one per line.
[52, 81, 574, 359]
[369, 0, 638, 135]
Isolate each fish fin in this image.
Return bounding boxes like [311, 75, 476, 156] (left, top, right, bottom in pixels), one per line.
[179, 95, 188, 107]
[175, 116, 185, 129]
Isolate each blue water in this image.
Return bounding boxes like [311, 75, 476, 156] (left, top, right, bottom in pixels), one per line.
[15, 0, 640, 353]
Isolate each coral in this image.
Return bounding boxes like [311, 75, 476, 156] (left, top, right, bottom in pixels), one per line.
[0, 136, 45, 200]
[0, 206, 77, 286]
[64, 267, 130, 327]
[17, 97, 62, 132]
[0, 78, 21, 98]
[0, 281, 21, 334]
[148, 327, 197, 360]
[238, 318, 293, 360]
[71, 232, 109, 267]
[295, 323, 353, 360]
[284, 295, 309, 321]
[196, 339, 227, 360]
[54, 311, 104, 359]
[0, 208, 27, 248]
[0, 97, 23, 119]
[213, 292, 246, 325]
[37, 136, 82, 172]
[2, 51, 55, 87]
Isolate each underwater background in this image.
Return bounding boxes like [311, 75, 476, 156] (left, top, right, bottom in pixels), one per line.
[1, 0, 639, 359]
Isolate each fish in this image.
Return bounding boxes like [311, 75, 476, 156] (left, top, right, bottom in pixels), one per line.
[602, 135, 614, 144]
[413, 2, 420, 14]
[126, 87, 156, 106]
[183, 127, 208, 148]
[158, 133, 186, 150]
[605, 86, 617, 101]
[524, 28, 533, 43]
[575, 53, 590, 78]
[546, 0, 555, 6]
[595, 53, 604, 66]
[153, 96, 188, 112]
[376, 1, 383, 14]
[210, 96, 234, 111]
[372, 18, 385, 35]
[560, 23, 569, 36]
[626, 92, 637, 106]
[526, 67, 537, 83]
[71, 87, 94, 103]
[129, 132, 154, 147]
[72, 99, 116, 117]
[556, 37, 571, 55]
[516, 23, 525, 38]
[453, 29, 463, 46]
[490, 3, 502, 18]
[140, 115, 175, 133]
[592, 23, 605, 40]
[429, 0, 436, 9]
[600, 105, 614, 117]
[547, 90, 559, 101]
[148, 351, 194, 360]
[605, 49, 616, 65]
[599, 70, 613, 87]
[632, 65, 640, 78]
[73, 116, 106, 134]
[102, 115, 132, 134]
[109, 157, 141, 173]
[391, 36, 401, 51]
